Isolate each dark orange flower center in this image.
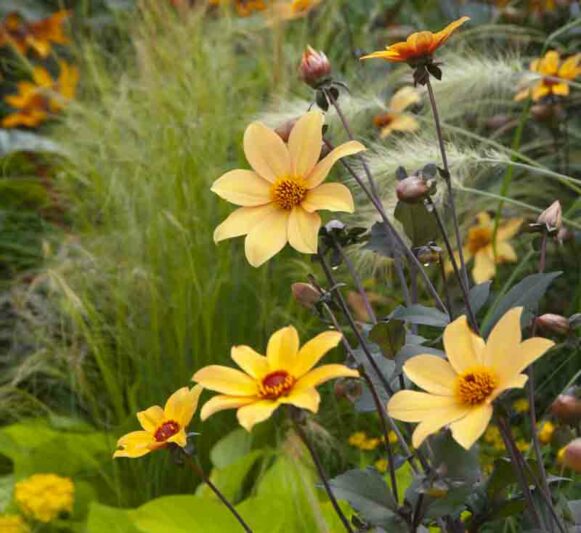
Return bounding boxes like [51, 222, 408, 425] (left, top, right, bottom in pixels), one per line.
[373, 112, 394, 129]
[467, 227, 492, 254]
[271, 177, 307, 210]
[259, 370, 296, 399]
[455, 367, 498, 405]
[154, 420, 180, 442]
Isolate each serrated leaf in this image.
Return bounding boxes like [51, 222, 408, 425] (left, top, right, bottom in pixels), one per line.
[390, 304, 450, 327]
[369, 320, 405, 359]
[394, 202, 438, 246]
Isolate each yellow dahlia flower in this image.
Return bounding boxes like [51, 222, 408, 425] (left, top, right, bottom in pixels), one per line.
[373, 86, 421, 138]
[14, 474, 74, 523]
[114, 386, 202, 458]
[388, 308, 554, 449]
[193, 326, 359, 431]
[212, 111, 365, 267]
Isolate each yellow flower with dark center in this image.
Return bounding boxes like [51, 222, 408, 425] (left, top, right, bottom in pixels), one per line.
[512, 398, 530, 414]
[515, 50, 581, 102]
[360, 17, 469, 65]
[193, 327, 359, 431]
[114, 386, 203, 458]
[0, 11, 70, 57]
[14, 474, 74, 523]
[388, 308, 554, 449]
[538, 420, 555, 445]
[211, 111, 364, 267]
[0, 514, 29, 533]
[2, 62, 79, 128]
[373, 86, 421, 138]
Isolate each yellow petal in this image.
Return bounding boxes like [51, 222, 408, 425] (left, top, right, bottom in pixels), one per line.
[244, 208, 289, 267]
[360, 50, 407, 62]
[266, 325, 300, 371]
[551, 82, 570, 96]
[449, 404, 493, 449]
[306, 140, 365, 188]
[231, 345, 270, 379]
[514, 88, 530, 102]
[167, 429, 188, 447]
[237, 400, 279, 431]
[498, 337, 554, 384]
[387, 114, 420, 133]
[403, 355, 457, 396]
[497, 218, 522, 241]
[213, 204, 278, 243]
[243, 121, 291, 183]
[558, 54, 581, 80]
[294, 364, 359, 390]
[32, 66, 54, 87]
[531, 83, 550, 102]
[114, 431, 155, 459]
[482, 307, 522, 370]
[443, 315, 485, 373]
[287, 207, 320, 254]
[137, 405, 164, 432]
[292, 330, 343, 378]
[490, 373, 528, 401]
[164, 385, 203, 428]
[387, 390, 459, 422]
[431, 16, 470, 50]
[539, 51, 559, 76]
[411, 403, 470, 448]
[288, 110, 323, 177]
[302, 183, 354, 213]
[200, 395, 256, 420]
[279, 388, 321, 412]
[192, 365, 258, 396]
[211, 169, 272, 206]
[496, 242, 517, 263]
[472, 249, 496, 283]
[389, 86, 421, 113]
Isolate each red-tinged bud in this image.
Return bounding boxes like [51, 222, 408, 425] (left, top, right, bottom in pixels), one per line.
[562, 439, 581, 473]
[537, 200, 562, 233]
[396, 175, 432, 203]
[275, 118, 299, 143]
[291, 282, 321, 309]
[535, 313, 570, 335]
[299, 46, 331, 88]
[551, 395, 581, 424]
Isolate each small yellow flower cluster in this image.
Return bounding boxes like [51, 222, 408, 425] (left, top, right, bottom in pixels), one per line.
[483, 425, 504, 450]
[348, 431, 397, 451]
[14, 474, 74, 523]
[512, 398, 530, 414]
[0, 514, 29, 533]
[538, 421, 555, 445]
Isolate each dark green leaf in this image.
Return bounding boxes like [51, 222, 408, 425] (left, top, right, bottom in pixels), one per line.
[466, 281, 491, 316]
[210, 428, 253, 469]
[390, 305, 450, 327]
[369, 320, 406, 359]
[425, 486, 472, 519]
[394, 202, 438, 246]
[364, 222, 400, 258]
[394, 344, 445, 375]
[429, 432, 480, 485]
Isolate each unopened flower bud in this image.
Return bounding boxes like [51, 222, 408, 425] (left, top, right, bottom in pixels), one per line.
[551, 395, 581, 424]
[414, 244, 442, 265]
[275, 118, 299, 143]
[291, 282, 321, 309]
[561, 439, 581, 473]
[535, 313, 569, 335]
[299, 46, 332, 88]
[396, 175, 431, 203]
[334, 377, 363, 402]
[536, 201, 562, 234]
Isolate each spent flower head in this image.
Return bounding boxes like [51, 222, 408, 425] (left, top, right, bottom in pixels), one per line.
[15, 474, 74, 523]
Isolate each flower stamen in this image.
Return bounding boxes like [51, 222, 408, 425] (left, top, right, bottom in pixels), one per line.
[455, 367, 498, 405]
[259, 370, 296, 399]
[271, 177, 307, 210]
[467, 227, 492, 254]
[154, 420, 180, 442]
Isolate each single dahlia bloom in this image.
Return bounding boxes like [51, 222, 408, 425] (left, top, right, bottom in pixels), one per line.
[388, 308, 554, 449]
[212, 111, 365, 267]
[193, 326, 359, 431]
[373, 86, 421, 138]
[114, 386, 202, 458]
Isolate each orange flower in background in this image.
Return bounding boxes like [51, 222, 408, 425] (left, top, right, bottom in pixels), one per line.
[235, 0, 267, 17]
[2, 62, 79, 128]
[515, 50, 581, 102]
[373, 86, 421, 138]
[114, 386, 203, 458]
[0, 11, 70, 57]
[272, 0, 321, 21]
[361, 16, 469, 65]
[193, 326, 359, 431]
[211, 110, 364, 267]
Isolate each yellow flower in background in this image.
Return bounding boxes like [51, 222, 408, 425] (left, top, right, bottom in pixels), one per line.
[14, 474, 74, 523]
[234, 0, 267, 17]
[538, 421, 555, 444]
[512, 398, 530, 414]
[348, 431, 367, 447]
[385, 431, 398, 445]
[0, 10, 70, 57]
[212, 111, 364, 267]
[361, 17, 469, 64]
[114, 386, 203, 458]
[2, 62, 79, 128]
[0, 514, 29, 533]
[483, 425, 504, 449]
[516, 439, 531, 453]
[450, 212, 522, 284]
[194, 326, 359, 431]
[375, 458, 389, 473]
[272, 0, 321, 21]
[515, 50, 581, 102]
[388, 308, 554, 449]
[373, 86, 421, 138]
[359, 437, 381, 451]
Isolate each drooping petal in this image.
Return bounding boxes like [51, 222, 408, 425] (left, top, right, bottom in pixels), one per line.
[192, 365, 258, 396]
[472, 249, 496, 283]
[411, 404, 470, 448]
[302, 183, 354, 213]
[294, 364, 359, 390]
[449, 404, 493, 450]
[137, 405, 164, 432]
[237, 400, 279, 431]
[213, 204, 278, 243]
[231, 345, 270, 379]
[266, 326, 300, 371]
[387, 391, 460, 422]
[288, 111, 323, 177]
[279, 388, 321, 412]
[403, 355, 457, 396]
[244, 208, 289, 267]
[292, 331, 343, 378]
[243, 121, 291, 182]
[306, 141, 365, 188]
[482, 307, 523, 370]
[164, 385, 203, 428]
[287, 207, 321, 254]
[200, 395, 256, 420]
[389, 86, 422, 113]
[211, 169, 272, 206]
[443, 315, 485, 374]
[431, 16, 470, 51]
[113, 431, 155, 458]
